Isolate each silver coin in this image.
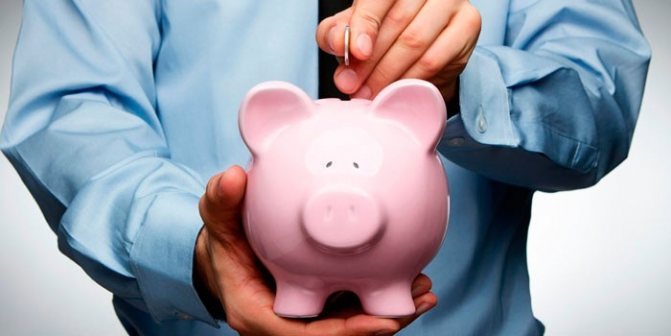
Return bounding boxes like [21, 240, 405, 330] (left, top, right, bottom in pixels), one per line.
[344, 25, 350, 67]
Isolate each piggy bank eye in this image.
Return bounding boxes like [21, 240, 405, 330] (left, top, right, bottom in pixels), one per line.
[305, 127, 383, 176]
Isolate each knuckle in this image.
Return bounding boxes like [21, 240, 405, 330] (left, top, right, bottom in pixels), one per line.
[316, 23, 329, 45]
[399, 29, 428, 50]
[358, 11, 382, 33]
[417, 54, 444, 74]
[384, 6, 412, 27]
[463, 4, 482, 31]
[205, 175, 220, 201]
[198, 197, 208, 217]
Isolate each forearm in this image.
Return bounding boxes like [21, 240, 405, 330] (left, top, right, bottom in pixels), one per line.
[440, 0, 650, 191]
[1, 0, 218, 325]
[3, 136, 217, 324]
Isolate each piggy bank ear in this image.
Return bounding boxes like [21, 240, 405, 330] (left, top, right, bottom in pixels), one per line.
[239, 81, 314, 154]
[369, 79, 447, 150]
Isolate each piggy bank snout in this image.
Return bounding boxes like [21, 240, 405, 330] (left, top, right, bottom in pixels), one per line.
[302, 188, 385, 255]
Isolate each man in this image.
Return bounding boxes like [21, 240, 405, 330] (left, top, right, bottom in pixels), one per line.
[1, 0, 649, 335]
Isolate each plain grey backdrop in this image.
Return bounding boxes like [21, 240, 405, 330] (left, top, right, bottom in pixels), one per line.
[1, 1, 669, 335]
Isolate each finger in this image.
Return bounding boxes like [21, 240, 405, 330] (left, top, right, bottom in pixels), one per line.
[411, 273, 433, 298]
[396, 291, 438, 329]
[349, 0, 395, 60]
[355, 0, 459, 98]
[342, 315, 400, 335]
[401, 4, 481, 83]
[199, 165, 247, 234]
[334, 0, 424, 94]
[305, 315, 400, 336]
[316, 7, 354, 56]
[244, 311, 400, 336]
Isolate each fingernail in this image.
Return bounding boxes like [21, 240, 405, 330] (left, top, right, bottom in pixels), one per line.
[416, 302, 434, 315]
[352, 85, 371, 99]
[335, 69, 358, 93]
[328, 26, 337, 54]
[357, 33, 373, 58]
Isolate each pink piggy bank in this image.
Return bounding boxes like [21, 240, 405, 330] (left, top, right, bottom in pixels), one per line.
[239, 79, 449, 317]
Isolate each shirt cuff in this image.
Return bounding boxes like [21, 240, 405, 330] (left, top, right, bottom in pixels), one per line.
[129, 192, 219, 327]
[457, 47, 519, 148]
[452, 47, 598, 173]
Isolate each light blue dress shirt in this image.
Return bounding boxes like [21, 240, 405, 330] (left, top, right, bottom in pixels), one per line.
[1, 0, 649, 335]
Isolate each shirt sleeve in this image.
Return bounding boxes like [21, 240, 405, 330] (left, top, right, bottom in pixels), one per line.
[439, 0, 651, 192]
[1, 1, 218, 325]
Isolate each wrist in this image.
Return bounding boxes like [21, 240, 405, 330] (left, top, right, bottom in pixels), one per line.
[193, 226, 226, 320]
[445, 79, 460, 119]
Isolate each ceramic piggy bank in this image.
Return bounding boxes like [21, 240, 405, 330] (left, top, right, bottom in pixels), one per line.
[239, 79, 449, 317]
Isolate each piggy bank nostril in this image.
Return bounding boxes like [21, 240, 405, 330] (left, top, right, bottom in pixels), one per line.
[326, 205, 333, 221]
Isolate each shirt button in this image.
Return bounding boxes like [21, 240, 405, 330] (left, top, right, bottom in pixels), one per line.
[176, 312, 192, 320]
[447, 137, 465, 146]
[477, 113, 487, 133]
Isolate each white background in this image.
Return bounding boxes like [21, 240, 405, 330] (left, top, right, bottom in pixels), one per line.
[1, 1, 669, 335]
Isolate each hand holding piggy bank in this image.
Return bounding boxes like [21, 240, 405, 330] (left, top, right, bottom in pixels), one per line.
[239, 79, 449, 318]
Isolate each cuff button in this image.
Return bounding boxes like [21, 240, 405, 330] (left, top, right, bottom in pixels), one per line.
[476, 113, 487, 133]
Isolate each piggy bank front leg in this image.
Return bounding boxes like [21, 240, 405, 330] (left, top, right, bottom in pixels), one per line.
[358, 281, 415, 317]
[273, 281, 329, 318]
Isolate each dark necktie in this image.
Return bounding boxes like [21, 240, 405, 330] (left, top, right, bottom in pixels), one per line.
[318, 0, 353, 99]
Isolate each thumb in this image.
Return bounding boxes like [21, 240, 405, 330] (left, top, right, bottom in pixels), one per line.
[199, 165, 247, 239]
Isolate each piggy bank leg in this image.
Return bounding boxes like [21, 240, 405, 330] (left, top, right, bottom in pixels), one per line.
[358, 282, 415, 317]
[273, 281, 327, 318]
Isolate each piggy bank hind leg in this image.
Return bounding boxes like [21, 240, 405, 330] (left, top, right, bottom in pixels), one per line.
[358, 281, 415, 317]
[273, 281, 328, 318]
